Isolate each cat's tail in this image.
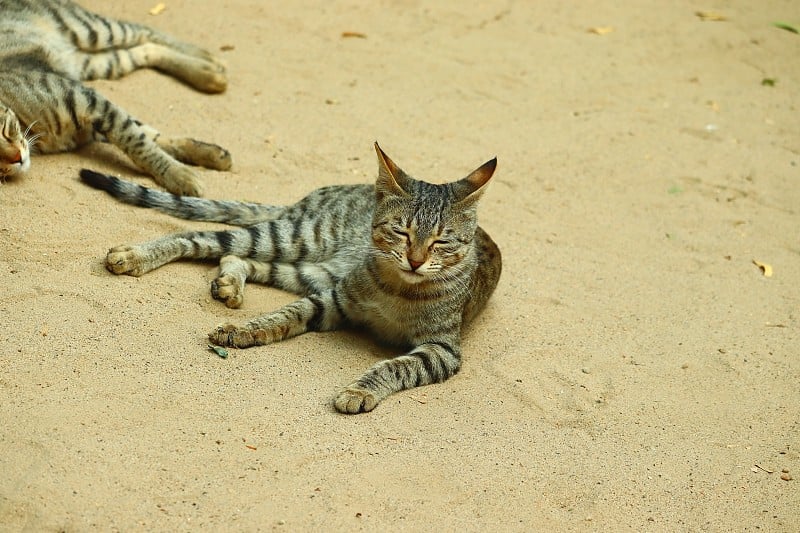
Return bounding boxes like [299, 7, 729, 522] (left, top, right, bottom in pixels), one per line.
[79, 169, 286, 226]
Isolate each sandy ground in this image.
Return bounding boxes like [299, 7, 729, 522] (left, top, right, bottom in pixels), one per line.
[1, 0, 799, 530]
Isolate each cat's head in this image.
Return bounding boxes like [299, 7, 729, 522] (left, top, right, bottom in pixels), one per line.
[0, 105, 31, 179]
[371, 142, 496, 284]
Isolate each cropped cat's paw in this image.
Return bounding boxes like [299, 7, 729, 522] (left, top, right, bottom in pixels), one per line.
[334, 387, 379, 414]
[185, 58, 227, 93]
[106, 246, 146, 276]
[211, 273, 244, 309]
[208, 324, 267, 348]
[178, 140, 232, 171]
[161, 165, 203, 197]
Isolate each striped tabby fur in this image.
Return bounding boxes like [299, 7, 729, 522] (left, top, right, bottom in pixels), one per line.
[80, 143, 502, 413]
[0, 0, 231, 195]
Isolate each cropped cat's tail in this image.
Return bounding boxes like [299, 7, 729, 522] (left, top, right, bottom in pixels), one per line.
[79, 169, 285, 226]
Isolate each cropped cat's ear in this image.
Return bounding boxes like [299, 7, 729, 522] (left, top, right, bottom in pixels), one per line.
[374, 142, 410, 199]
[455, 157, 497, 206]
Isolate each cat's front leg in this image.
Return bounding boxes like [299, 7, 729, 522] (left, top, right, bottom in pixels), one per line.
[334, 341, 461, 414]
[208, 291, 344, 348]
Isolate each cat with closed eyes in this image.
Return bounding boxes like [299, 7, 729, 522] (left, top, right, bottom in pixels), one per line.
[0, 0, 231, 196]
[80, 143, 502, 413]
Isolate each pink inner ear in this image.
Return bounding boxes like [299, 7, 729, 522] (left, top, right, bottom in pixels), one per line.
[465, 157, 497, 190]
[374, 142, 402, 179]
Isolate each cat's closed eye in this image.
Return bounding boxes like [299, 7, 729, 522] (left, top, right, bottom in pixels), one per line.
[392, 228, 410, 241]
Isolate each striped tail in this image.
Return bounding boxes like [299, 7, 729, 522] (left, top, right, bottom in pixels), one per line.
[79, 169, 285, 226]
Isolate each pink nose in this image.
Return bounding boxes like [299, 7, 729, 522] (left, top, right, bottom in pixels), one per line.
[408, 259, 424, 271]
[10, 151, 22, 164]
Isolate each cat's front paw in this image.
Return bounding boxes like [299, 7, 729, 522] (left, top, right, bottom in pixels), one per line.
[334, 387, 379, 414]
[161, 166, 203, 197]
[106, 246, 147, 276]
[208, 324, 266, 348]
[211, 273, 244, 309]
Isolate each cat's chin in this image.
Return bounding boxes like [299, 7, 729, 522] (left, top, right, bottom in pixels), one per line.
[397, 268, 428, 284]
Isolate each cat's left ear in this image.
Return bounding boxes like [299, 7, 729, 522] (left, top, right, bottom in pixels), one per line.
[455, 157, 497, 206]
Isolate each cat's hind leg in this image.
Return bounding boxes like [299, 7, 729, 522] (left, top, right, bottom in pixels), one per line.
[107, 230, 239, 276]
[107, 222, 292, 277]
[211, 256, 342, 308]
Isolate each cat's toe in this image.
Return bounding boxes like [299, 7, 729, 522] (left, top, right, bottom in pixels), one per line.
[211, 275, 243, 309]
[106, 246, 146, 276]
[334, 387, 378, 414]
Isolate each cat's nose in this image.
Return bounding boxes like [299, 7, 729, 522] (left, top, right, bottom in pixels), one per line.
[9, 151, 22, 164]
[408, 258, 424, 271]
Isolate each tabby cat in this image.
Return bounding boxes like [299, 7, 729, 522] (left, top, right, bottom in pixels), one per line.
[0, 0, 231, 196]
[80, 144, 502, 413]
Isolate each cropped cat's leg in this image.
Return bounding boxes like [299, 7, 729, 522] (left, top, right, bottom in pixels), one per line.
[334, 341, 462, 414]
[76, 44, 226, 93]
[61, 5, 226, 92]
[211, 256, 343, 308]
[82, 88, 207, 195]
[208, 290, 346, 348]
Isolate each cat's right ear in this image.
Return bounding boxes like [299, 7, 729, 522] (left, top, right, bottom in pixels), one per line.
[374, 142, 409, 199]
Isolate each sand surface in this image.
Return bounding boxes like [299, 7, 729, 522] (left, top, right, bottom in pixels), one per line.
[1, 1, 798, 530]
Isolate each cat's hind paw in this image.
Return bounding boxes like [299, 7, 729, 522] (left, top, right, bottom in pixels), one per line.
[106, 246, 148, 276]
[211, 273, 244, 309]
[334, 387, 379, 414]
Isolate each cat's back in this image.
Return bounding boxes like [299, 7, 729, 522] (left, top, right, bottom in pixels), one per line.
[284, 183, 376, 226]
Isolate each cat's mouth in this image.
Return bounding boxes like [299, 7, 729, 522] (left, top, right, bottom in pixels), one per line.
[397, 267, 427, 283]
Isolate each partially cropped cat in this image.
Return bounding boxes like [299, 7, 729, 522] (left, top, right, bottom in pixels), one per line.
[0, 0, 231, 196]
[80, 144, 502, 413]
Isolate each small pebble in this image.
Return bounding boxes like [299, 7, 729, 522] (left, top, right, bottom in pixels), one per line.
[581, 367, 591, 374]
[781, 473, 792, 481]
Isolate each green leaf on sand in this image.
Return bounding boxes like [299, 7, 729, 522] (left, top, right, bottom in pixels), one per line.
[772, 22, 799, 34]
[208, 344, 228, 359]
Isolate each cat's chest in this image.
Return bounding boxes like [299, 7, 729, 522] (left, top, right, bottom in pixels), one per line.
[346, 288, 453, 347]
